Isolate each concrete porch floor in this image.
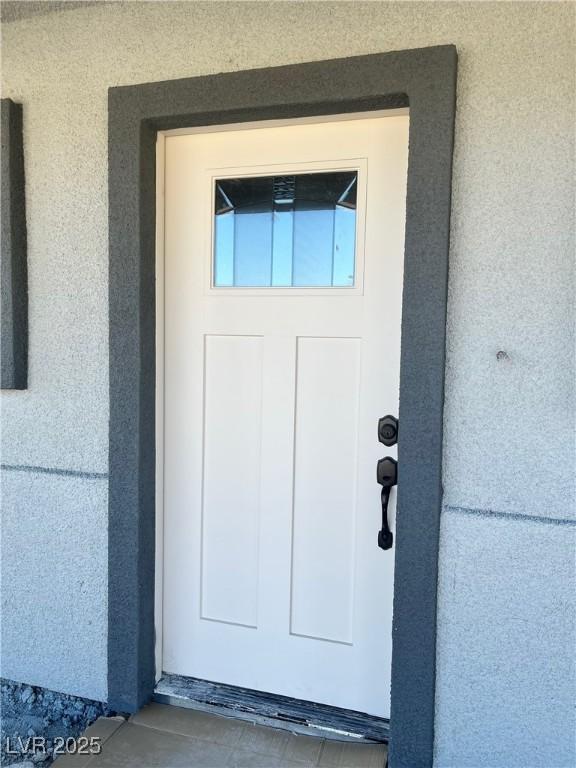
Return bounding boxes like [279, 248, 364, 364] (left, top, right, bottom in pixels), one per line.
[54, 702, 388, 767]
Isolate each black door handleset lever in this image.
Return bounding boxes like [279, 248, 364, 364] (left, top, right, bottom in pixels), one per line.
[377, 416, 398, 551]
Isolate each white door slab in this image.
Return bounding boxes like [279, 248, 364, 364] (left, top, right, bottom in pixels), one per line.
[161, 114, 409, 718]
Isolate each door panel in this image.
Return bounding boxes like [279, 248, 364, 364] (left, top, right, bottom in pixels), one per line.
[162, 114, 409, 717]
[201, 334, 263, 628]
[291, 337, 361, 645]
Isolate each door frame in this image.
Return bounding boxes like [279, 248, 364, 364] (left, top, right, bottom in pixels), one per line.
[108, 46, 458, 768]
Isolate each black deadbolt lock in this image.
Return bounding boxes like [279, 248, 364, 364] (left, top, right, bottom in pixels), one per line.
[378, 415, 399, 447]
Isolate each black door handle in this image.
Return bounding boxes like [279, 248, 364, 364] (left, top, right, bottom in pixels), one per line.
[377, 456, 397, 551]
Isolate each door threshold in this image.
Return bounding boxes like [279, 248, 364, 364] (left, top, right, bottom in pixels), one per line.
[154, 674, 389, 743]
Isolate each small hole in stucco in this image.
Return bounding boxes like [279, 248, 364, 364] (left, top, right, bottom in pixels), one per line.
[496, 350, 510, 361]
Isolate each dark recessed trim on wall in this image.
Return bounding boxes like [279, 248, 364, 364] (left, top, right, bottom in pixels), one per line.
[0, 463, 109, 480]
[1, 98, 28, 390]
[108, 46, 457, 768]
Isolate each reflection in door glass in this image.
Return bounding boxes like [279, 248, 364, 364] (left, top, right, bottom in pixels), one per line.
[213, 172, 357, 287]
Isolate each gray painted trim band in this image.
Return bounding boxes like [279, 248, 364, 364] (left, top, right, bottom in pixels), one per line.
[108, 46, 458, 768]
[444, 504, 576, 527]
[1, 463, 108, 480]
[1, 98, 28, 390]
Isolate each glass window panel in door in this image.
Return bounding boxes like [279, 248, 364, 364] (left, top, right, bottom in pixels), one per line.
[213, 171, 357, 288]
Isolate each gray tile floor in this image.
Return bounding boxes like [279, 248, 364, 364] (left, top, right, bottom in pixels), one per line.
[53, 703, 387, 768]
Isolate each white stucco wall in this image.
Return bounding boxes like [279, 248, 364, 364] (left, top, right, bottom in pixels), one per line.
[1, 3, 574, 766]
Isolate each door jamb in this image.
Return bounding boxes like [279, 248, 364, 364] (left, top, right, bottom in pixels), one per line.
[154, 131, 166, 684]
[108, 47, 458, 768]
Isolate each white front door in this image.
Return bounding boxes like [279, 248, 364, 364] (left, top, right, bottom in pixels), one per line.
[161, 113, 408, 719]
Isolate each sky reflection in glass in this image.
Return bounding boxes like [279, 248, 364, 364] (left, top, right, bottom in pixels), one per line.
[214, 172, 357, 287]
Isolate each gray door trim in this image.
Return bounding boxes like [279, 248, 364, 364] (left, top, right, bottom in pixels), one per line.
[1, 98, 28, 390]
[108, 46, 458, 768]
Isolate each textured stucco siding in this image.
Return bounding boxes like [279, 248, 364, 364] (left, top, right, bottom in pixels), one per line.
[0, 469, 108, 701]
[1, 3, 574, 766]
[435, 507, 576, 768]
